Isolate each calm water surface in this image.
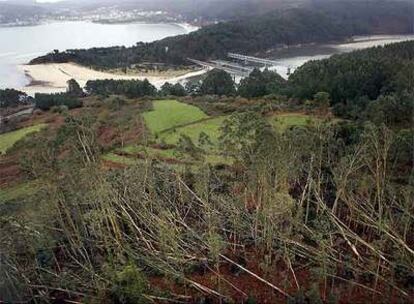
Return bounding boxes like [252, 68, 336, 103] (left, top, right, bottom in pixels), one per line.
[0, 21, 196, 89]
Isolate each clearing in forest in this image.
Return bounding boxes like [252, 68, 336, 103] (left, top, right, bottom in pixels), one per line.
[108, 100, 226, 165]
[0, 124, 47, 154]
[268, 113, 320, 131]
[159, 116, 226, 146]
[109, 103, 327, 166]
[143, 100, 208, 135]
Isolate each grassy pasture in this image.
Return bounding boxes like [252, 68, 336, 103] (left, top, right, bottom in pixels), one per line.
[268, 113, 320, 131]
[102, 153, 139, 166]
[160, 116, 226, 146]
[0, 124, 47, 154]
[143, 100, 208, 135]
[120, 145, 177, 159]
[110, 100, 327, 167]
[0, 181, 38, 204]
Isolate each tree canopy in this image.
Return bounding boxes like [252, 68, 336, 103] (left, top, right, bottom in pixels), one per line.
[288, 41, 414, 103]
[0, 89, 29, 108]
[200, 69, 236, 96]
[160, 82, 187, 97]
[34, 93, 82, 111]
[85, 79, 157, 98]
[238, 68, 286, 98]
[66, 79, 84, 97]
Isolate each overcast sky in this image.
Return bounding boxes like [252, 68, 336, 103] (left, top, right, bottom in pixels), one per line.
[36, 0, 65, 2]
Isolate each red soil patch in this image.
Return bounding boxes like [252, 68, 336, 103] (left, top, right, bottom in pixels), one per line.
[97, 121, 144, 149]
[102, 160, 129, 170]
[147, 248, 413, 303]
[0, 156, 22, 187]
[97, 126, 119, 148]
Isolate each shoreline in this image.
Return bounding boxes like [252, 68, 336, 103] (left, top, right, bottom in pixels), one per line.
[19, 63, 207, 96]
[14, 33, 414, 95]
[0, 20, 199, 33]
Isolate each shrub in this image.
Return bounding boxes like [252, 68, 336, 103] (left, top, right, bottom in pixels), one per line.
[85, 79, 157, 98]
[111, 264, 149, 304]
[200, 69, 236, 96]
[35, 93, 82, 111]
[50, 105, 69, 114]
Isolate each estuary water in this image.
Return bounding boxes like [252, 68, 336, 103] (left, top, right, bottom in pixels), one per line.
[0, 21, 197, 89]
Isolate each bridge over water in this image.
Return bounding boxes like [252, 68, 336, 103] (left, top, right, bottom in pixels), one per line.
[227, 53, 279, 67]
[187, 58, 252, 77]
[188, 53, 293, 78]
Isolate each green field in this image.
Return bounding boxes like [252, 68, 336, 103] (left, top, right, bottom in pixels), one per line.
[143, 100, 208, 135]
[120, 145, 177, 159]
[0, 124, 47, 154]
[0, 181, 38, 203]
[160, 116, 226, 146]
[268, 113, 320, 131]
[110, 101, 326, 167]
[102, 153, 139, 166]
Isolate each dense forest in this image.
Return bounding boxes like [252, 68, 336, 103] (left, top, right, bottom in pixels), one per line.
[288, 40, 414, 123]
[289, 41, 414, 102]
[84, 79, 157, 98]
[30, 0, 414, 69]
[0, 89, 29, 109]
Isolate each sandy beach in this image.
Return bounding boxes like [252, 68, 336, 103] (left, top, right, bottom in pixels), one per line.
[19, 63, 207, 95]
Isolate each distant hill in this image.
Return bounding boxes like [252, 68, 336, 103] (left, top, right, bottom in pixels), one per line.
[310, 0, 414, 34]
[51, 0, 414, 24]
[30, 0, 414, 69]
[57, 0, 306, 22]
[0, 2, 47, 24]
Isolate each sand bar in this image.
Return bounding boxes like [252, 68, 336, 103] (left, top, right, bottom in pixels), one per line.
[20, 63, 207, 95]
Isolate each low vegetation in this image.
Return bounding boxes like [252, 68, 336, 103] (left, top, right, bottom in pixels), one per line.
[1, 40, 413, 303]
[143, 99, 208, 135]
[0, 181, 37, 204]
[0, 124, 47, 154]
[269, 113, 321, 131]
[160, 116, 225, 146]
[102, 152, 139, 166]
